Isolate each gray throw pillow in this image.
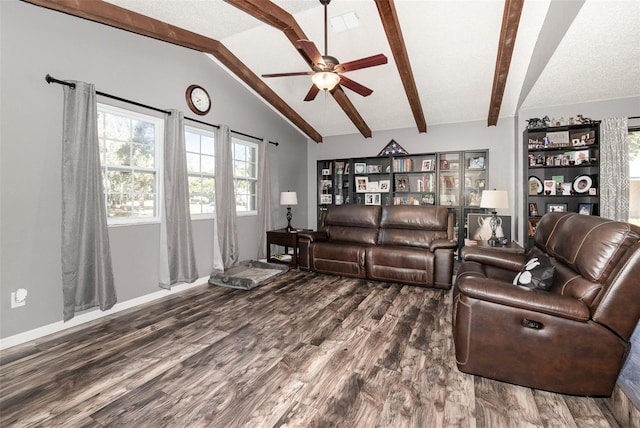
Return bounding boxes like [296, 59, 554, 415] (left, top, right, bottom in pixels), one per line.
[513, 254, 555, 290]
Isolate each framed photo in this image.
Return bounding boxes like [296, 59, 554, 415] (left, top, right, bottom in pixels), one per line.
[365, 193, 381, 205]
[546, 203, 568, 213]
[367, 164, 382, 174]
[335, 161, 345, 174]
[379, 180, 390, 191]
[354, 163, 366, 174]
[528, 219, 540, 237]
[468, 156, 485, 169]
[421, 159, 433, 171]
[475, 178, 486, 189]
[395, 174, 410, 192]
[543, 179, 556, 195]
[321, 168, 331, 176]
[320, 194, 332, 204]
[528, 202, 539, 217]
[421, 192, 435, 205]
[467, 214, 511, 241]
[320, 179, 332, 193]
[355, 176, 369, 193]
[561, 182, 573, 195]
[367, 181, 379, 192]
[578, 203, 592, 215]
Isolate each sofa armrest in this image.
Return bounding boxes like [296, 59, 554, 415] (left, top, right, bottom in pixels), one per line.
[297, 231, 328, 243]
[456, 277, 590, 322]
[461, 246, 526, 272]
[430, 239, 458, 252]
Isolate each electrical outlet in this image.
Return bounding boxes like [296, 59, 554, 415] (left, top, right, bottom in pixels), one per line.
[11, 288, 27, 308]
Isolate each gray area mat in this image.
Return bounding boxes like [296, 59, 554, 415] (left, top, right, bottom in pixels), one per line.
[208, 260, 289, 290]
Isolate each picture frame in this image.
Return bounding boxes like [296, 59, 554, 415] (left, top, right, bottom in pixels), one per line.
[421, 192, 435, 205]
[395, 174, 410, 192]
[543, 179, 556, 195]
[528, 219, 539, 237]
[367, 164, 382, 174]
[320, 179, 332, 193]
[421, 159, 433, 171]
[467, 214, 511, 241]
[354, 163, 366, 174]
[475, 178, 486, 189]
[367, 181, 379, 192]
[528, 202, 539, 217]
[468, 156, 485, 169]
[321, 168, 331, 176]
[578, 203, 592, 215]
[379, 180, 390, 191]
[546, 203, 568, 213]
[320, 194, 332, 204]
[355, 176, 369, 193]
[365, 193, 381, 206]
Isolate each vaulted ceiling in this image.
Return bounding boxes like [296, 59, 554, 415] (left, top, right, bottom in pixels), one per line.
[25, 0, 640, 143]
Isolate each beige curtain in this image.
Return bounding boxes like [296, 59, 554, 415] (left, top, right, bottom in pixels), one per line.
[256, 139, 273, 259]
[215, 125, 239, 269]
[600, 117, 629, 221]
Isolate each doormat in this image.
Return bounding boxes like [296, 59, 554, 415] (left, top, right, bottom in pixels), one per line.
[208, 260, 289, 290]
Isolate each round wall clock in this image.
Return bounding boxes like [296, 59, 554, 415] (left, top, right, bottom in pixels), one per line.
[185, 84, 211, 115]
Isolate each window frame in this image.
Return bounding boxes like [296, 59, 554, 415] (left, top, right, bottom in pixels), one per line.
[231, 135, 259, 216]
[97, 102, 164, 226]
[185, 125, 216, 219]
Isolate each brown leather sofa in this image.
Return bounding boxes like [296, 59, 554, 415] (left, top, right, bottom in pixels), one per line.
[298, 204, 457, 289]
[453, 212, 640, 396]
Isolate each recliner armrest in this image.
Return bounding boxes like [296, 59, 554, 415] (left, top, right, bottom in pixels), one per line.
[461, 247, 526, 272]
[297, 231, 328, 243]
[430, 239, 458, 252]
[456, 277, 590, 322]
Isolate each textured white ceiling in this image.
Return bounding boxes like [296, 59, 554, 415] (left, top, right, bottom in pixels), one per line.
[104, 0, 640, 139]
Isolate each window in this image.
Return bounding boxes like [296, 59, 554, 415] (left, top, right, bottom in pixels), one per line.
[185, 127, 215, 216]
[97, 104, 163, 224]
[629, 127, 640, 226]
[232, 136, 258, 213]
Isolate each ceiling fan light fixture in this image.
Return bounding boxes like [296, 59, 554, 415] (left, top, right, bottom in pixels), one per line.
[311, 71, 340, 91]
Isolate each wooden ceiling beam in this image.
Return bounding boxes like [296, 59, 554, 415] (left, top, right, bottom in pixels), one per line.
[23, 0, 323, 143]
[487, 0, 524, 126]
[375, 0, 427, 133]
[225, 0, 375, 139]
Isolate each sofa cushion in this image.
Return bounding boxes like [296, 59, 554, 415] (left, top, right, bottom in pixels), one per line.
[513, 254, 555, 290]
[378, 205, 450, 248]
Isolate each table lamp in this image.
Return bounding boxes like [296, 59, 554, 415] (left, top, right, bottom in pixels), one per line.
[480, 189, 509, 246]
[280, 191, 298, 232]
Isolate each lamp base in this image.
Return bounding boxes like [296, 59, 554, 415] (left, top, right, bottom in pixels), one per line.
[286, 207, 293, 232]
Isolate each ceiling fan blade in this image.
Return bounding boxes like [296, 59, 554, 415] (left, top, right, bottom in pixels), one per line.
[339, 75, 374, 97]
[338, 54, 388, 73]
[304, 85, 320, 102]
[262, 71, 313, 78]
[298, 39, 325, 68]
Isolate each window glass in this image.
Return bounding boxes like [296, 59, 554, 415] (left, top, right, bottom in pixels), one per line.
[232, 136, 258, 213]
[185, 127, 216, 216]
[97, 104, 162, 223]
[629, 128, 640, 226]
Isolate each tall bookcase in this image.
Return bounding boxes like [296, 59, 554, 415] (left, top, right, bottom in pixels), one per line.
[524, 121, 600, 249]
[316, 149, 489, 246]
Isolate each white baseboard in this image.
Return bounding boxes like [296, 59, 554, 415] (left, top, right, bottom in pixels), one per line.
[0, 276, 210, 351]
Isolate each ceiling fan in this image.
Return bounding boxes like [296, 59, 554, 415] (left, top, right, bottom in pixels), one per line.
[261, 0, 388, 102]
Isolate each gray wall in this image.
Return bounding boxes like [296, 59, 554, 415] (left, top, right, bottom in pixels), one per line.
[0, 1, 308, 339]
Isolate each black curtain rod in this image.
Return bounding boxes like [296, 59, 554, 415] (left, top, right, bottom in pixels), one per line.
[629, 116, 640, 120]
[45, 74, 278, 146]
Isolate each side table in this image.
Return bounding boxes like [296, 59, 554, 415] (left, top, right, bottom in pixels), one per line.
[266, 228, 300, 269]
[465, 239, 525, 254]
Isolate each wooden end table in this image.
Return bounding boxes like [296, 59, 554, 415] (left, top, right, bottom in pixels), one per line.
[466, 240, 525, 254]
[266, 228, 300, 269]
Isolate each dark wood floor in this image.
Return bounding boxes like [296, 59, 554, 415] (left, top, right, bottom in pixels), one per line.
[0, 271, 631, 427]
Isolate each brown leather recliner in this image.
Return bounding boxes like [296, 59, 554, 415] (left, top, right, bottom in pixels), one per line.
[298, 204, 457, 288]
[453, 212, 640, 396]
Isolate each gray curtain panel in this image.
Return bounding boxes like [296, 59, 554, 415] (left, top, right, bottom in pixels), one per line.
[215, 125, 239, 269]
[159, 110, 198, 289]
[256, 139, 273, 260]
[601, 117, 629, 222]
[61, 81, 116, 321]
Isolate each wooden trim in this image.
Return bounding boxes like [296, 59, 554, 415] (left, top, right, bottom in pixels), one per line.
[375, 0, 427, 133]
[226, 0, 375, 139]
[488, 0, 524, 127]
[23, 0, 323, 143]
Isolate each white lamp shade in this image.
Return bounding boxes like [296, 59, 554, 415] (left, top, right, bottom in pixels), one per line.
[280, 191, 298, 206]
[480, 190, 509, 210]
[311, 72, 340, 91]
